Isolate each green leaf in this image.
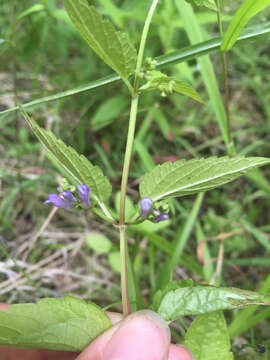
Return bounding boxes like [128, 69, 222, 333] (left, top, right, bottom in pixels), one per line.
[183, 311, 233, 360]
[184, 0, 217, 12]
[152, 280, 270, 322]
[173, 80, 203, 103]
[0, 296, 111, 351]
[140, 70, 203, 103]
[63, 0, 137, 81]
[91, 95, 128, 131]
[108, 251, 121, 273]
[21, 109, 112, 202]
[221, 0, 270, 51]
[139, 156, 270, 201]
[16, 4, 44, 21]
[86, 233, 112, 254]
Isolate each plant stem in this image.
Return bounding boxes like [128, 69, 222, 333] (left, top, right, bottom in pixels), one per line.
[134, 0, 160, 90]
[216, 0, 234, 154]
[119, 96, 139, 225]
[120, 225, 130, 316]
[119, 0, 160, 317]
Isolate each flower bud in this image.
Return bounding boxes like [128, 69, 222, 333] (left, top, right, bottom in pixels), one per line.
[140, 197, 153, 218]
[155, 213, 169, 223]
[62, 190, 76, 203]
[77, 184, 91, 208]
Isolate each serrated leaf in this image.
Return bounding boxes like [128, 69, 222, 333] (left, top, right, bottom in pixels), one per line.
[21, 109, 112, 202]
[184, 0, 217, 12]
[152, 280, 270, 322]
[140, 70, 203, 103]
[139, 156, 270, 201]
[221, 0, 270, 51]
[63, 0, 137, 81]
[0, 296, 112, 351]
[183, 311, 233, 360]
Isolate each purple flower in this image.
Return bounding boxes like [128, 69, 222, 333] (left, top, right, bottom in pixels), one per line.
[44, 194, 74, 211]
[155, 213, 169, 222]
[62, 190, 76, 203]
[77, 184, 90, 208]
[140, 197, 153, 218]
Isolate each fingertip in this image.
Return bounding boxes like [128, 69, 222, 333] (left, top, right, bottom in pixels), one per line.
[103, 310, 170, 360]
[168, 344, 195, 360]
[0, 304, 9, 311]
[105, 311, 123, 325]
[77, 310, 171, 360]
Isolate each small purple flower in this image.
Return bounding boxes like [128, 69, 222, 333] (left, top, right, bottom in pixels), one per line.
[77, 184, 90, 208]
[140, 197, 153, 218]
[44, 194, 73, 211]
[62, 190, 76, 203]
[155, 213, 169, 223]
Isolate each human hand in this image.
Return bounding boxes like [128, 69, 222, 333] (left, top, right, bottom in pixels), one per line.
[0, 304, 194, 360]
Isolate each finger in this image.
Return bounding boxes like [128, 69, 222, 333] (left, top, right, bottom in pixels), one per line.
[0, 304, 9, 311]
[76, 310, 171, 360]
[168, 344, 194, 360]
[105, 311, 123, 325]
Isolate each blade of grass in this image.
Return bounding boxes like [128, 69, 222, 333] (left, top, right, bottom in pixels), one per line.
[1, 22, 270, 115]
[175, 1, 228, 146]
[134, 139, 155, 172]
[170, 193, 205, 271]
[157, 193, 204, 289]
[247, 169, 270, 198]
[240, 219, 270, 251]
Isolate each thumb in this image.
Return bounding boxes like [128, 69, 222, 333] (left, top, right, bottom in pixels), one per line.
[76, 310, 171, 360]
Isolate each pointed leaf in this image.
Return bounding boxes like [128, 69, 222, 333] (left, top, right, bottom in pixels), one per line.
[183, 311, 233, 360]
[152, 280, 270, 322]
[139, 156, 270, 201]
[221, 0, 270, 51]
[173, 80, 203, 103]
[0, 296, 112, 351]
[140, 70, 203, 103]
[21, 109, 112, 202]
[184, 0, 217, 12]
[63, 0, 137, 81]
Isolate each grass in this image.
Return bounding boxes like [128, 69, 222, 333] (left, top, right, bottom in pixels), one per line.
[0, 0, 270, 358]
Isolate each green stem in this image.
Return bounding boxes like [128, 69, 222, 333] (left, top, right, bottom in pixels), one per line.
[119, 96, 139, 225]
[134, 0, 160, 90]
[119, 0, 160, 317]
[216, 0, 234, 154]
[120, 225, 129, 316]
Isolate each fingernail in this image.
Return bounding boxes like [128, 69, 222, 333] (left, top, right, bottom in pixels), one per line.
[103, 310, 171, 360]
[168, 344, 195, 360]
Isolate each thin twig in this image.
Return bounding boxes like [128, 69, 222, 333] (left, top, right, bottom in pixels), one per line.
[23, 206, 58, 261]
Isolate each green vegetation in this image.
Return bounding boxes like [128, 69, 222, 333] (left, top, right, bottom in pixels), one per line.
[0, 0, 270, 358]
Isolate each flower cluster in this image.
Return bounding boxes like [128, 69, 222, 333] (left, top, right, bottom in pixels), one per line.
[45, 184, 90, 211]
[140, 197, 169, 222]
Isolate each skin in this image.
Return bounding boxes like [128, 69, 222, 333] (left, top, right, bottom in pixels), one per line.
[0, 304, 193, 360]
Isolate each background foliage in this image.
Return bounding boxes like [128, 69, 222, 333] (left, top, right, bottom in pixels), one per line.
[0, 0, 270, 358]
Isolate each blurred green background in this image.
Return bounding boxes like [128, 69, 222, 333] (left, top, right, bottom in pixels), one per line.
[0, 1, 270, 357]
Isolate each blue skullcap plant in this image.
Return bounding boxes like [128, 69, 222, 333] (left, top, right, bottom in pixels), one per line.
[1, 0, 270, 358]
